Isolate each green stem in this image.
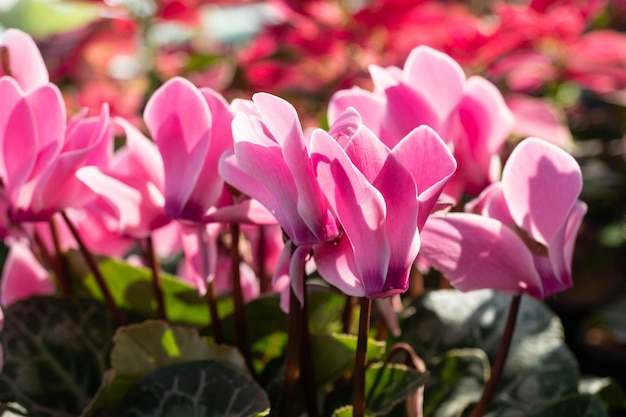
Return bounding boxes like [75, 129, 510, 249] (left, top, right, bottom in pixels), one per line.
[353, 298, 372, 417]
[470, 295, 522, 417]
[229, 223, 254, 374]
[278, 285, 302, 417]
[145, 235, 168, 322]
[60, 211, 125, 326]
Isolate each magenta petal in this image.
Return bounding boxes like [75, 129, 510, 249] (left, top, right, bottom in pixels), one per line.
[392, 126, 456, 230]
[219, 151, 314, 245]
[254, 93, 337, 242]
[0, 78, 36, 193]
[290, 245, 311, 309]
[420, 214, 544, 297]
[382, 84, 441, 147]
[202, 199, 278, 225]
[328, 88, 386, 135]
[373, 153, 420, 297]
[310, 129, 389, 297]
[539, 200, 587, 298]
[1, 242, 54, 307]
[24, 84, 66, 177]
[180, 224, 221, 295]
[1, 29, 49, 92]
[144, 77, 211, 218]
[338, 122, 390, 184]
[402, 46, 466, 123]
[502, 137, 583, 246]
[314, 236, 365, 297]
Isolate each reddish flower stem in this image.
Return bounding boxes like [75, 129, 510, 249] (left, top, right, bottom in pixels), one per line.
[196, 226, 224, 344]
[145, 235, 168, 322]
[278, 285, 302, 417]
[470, 294, 522, 417]
[353, 297, 372, 417]
[61, 211, 125, 326]
[299, 281, 319, 417]
[229, 223, 254, 375]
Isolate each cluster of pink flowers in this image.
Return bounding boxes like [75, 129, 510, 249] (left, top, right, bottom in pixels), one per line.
[0, 26, 586, 329]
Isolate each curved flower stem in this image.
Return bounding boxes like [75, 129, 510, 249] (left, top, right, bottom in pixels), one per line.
[229, 223, 254, 375]
[385, 343, 426, 417]
[48, 217, 73, 295]
[353, 297, 372, 417]
[145, 235, 168, 322]
[31, 228, 71, 296]
[278, 285, 302, 417]
[470, 294, 522, 417]
[60, 210, 125, 326]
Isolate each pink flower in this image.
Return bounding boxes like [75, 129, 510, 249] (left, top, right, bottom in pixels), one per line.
[419, 137, 586, 298]
[219, 92, 340, 247]
[77, 118, 170, 238]
[144, 77, 234, 223]
[329, 45, 514, 201]
[0, 240, 54, 307]
[0, 77, 112, 221]
[310, 109, 456, 298]
[0, 29, 49, 92]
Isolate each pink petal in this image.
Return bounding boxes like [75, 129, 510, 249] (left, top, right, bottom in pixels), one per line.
[338, 122, 391, 184]
[180, 224, 221, 295]
[506, 94, 573, 149]
[219, 151, 315, 245]
[373, 153, 420, 297]
[144, 77, 211, 219]
[402, 46, 466, 123]
[1, 241, 54, 307]
[310, 129, 389, 297]
[314, 236, 365, 297]
[382, 84, 441, 147]
[24, 84, 66, 178]
[502, 137, 583, 246]
[115, 118, 164, 189]
[392, 126, 457, 230]
[175, 89, 234, 221]
[1, 29, 49, 92]
[540, 200, 587, 298]
[254, 93, 338, 242]
[420, 214, 544, 297]
[328, 87, 386, 135]
[0, 78, 36, 191]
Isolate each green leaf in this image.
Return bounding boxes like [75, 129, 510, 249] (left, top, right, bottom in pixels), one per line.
[331, 405, 375, 417]
[365, 363, 429, 416]
[68, 253, 231, 328]
[323, 362, 427, 417]
[0, 297, 114, 417]
[83, 321, 246, 417]
[424, 349, 488, 417]
[526, 393, 607, 417]
[115, 360, 270, 417]
[310, 333, 386, 388]
[400, 290, 580, 416]
[579, 377, 626, 410]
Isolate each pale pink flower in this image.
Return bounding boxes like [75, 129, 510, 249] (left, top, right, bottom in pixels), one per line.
[420, 137, 586, 298]
[329, 45, 514, 201]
